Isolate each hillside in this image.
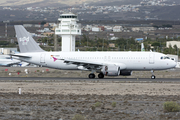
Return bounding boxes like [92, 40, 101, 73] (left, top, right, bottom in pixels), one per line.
[0, 0, 102, 6]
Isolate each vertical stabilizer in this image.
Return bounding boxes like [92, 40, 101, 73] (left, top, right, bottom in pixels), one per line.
[14, 25, 44, 53]
[141, 43, 145, 52]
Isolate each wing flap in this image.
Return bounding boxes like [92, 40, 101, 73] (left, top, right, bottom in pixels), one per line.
[63, 59, 104, 70]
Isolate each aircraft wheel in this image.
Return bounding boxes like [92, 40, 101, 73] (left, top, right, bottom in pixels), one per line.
[98, 73, 104, 79]
[89, 73, 95, 79]
[151, 75, 156, 79]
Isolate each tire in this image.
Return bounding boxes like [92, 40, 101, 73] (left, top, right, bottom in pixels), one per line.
[151, 75, 156, 79]
[89, 73, 95, 79]
[98, 73, 104, 79]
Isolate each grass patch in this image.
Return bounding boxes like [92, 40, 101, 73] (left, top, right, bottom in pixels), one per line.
[164, 101, 180, 112]
[94, 102, 101, 107]
[16, 70, 21, 73]
[111, 102, 116, 107]
[72, 114, 86, 120]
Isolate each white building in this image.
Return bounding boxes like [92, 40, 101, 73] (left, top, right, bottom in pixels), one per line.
[92, 27, 100, 32]
[113, 26, 123, 32]
[84, 25, 92, 31]
[37, 28, 51, 33]
[104, 26, 113, 31]
[110, 37, 119, 40]
[132, 27, 156, 32]
[55, 13, 81, 52]
[23, 24, 32, 27]
[166, 41, 180, 48]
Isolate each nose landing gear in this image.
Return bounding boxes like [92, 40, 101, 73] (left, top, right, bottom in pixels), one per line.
[151, 70, 156, 79]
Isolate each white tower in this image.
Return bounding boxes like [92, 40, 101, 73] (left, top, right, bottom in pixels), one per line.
[55, 13, 81, 52]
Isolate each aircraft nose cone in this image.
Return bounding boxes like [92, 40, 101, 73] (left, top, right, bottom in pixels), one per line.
[172, 61, 177, 68]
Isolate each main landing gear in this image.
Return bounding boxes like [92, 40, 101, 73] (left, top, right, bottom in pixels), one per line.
[88, 73, 104, 79]
[98, 73, 104, 79]
[151, 70, 156, 79]
[89, 73, 95, 79]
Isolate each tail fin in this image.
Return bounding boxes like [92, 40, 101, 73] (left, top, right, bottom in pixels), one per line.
[141, 43, 145, 52]
[14, 25, 45, 53]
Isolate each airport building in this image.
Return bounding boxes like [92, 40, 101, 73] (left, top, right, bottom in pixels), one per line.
[55, 13, 81, 52]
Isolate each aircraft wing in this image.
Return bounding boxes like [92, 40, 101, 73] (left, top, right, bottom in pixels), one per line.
[62, 59, 127, 70]
[6, 61, 21, 66]
[63, 59, 104, 70]
[10, 54, 31, 58]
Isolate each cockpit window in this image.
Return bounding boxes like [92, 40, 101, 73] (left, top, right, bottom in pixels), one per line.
[160, 56, 170, 60]
[165, 57, 170, 59]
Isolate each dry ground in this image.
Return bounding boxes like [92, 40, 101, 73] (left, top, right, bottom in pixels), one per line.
[0, 67, 180, 119]
[0, 80, 180, 120]
[0, 67, 179, 78]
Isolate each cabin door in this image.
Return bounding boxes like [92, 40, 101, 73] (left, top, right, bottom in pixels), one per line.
[149, 53, 154, 64]
[40, 53, 46, 63]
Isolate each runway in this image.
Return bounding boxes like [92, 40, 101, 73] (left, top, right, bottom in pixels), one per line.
[0, 77, 179, 82]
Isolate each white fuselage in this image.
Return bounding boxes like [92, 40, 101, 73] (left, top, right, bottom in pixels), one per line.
[16, 51, 176, 71]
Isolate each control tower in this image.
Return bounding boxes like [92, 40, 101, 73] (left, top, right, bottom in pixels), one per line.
[55, 13, 81, 52]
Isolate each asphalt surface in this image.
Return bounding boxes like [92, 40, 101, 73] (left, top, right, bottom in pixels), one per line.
[0, 77, 179, 82]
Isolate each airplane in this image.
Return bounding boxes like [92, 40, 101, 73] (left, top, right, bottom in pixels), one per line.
[12, 25, 176, 79]
[0, 55, 21, 67]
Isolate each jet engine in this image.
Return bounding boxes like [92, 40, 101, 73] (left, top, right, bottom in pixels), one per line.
[120, 70, 132, 76]
[101, 65, 120, 76]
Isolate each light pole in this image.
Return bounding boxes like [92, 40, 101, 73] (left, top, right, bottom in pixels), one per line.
[102, 39, 104, 51]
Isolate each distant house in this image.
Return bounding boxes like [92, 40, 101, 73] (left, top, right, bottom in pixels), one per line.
[110, 37, 119, 40]
[113, 26, 123, 32]
[166, 41, 180, 48]
[43, 32, 54, 36]
[44, 23, 49, 27]
[104, 26, 113, 31]
[34, 24, 41, 28]
[23, 24, 32, 27]
[84, 25, 92, 31]
[0, 48, 18, 54]
[49, 23, 57, 27]
[132, 27, 156, 32]
[92, 27, 100, 32]
[37, 28, 51, 33]
[109, 43, 115, 48]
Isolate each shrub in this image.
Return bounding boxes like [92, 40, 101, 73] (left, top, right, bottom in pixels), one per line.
[72, 114, 85, 120]
[163, 101, 180, 112]
[94, 102, 101, 107]
[16, 70, 21, 73]
[91, 105, 96, 111]
[111, 102, 116, 107]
